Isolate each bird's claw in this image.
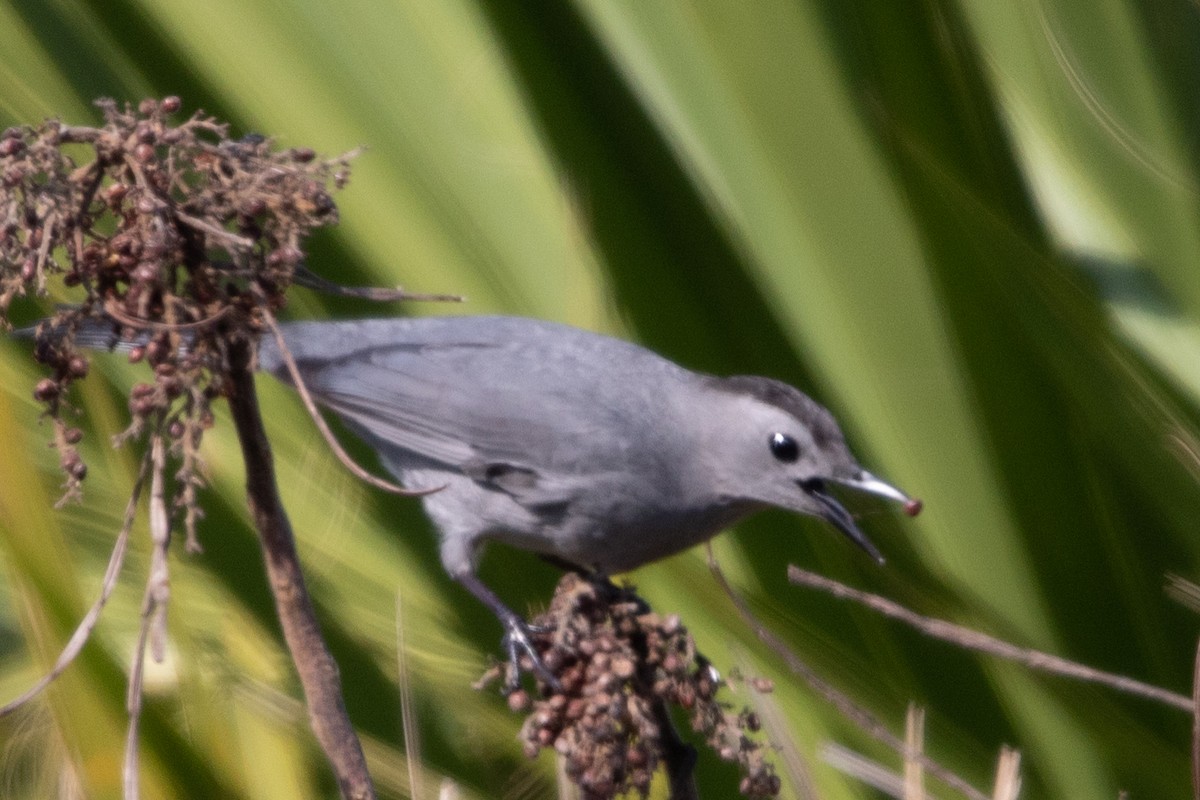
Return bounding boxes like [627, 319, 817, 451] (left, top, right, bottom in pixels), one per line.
[500, 616, 562, 694]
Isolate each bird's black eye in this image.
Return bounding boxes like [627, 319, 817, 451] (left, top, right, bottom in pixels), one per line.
[769, 432, 800, 463]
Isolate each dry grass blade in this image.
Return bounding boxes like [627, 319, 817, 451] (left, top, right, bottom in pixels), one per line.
[396, 592, 424, 800]
[819, 742, 905, 798]
[905, 704, 925, 800]
[705, 546, 990, 800]
[125, 435, 172, 800]
[991, 747, 1022, 800]
[0, 449, 150, 717]
[1167, 574, 1200, 616]
[787, 566, 1192, 712]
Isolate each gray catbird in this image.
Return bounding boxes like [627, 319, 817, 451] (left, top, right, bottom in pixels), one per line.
[254, 316, 919, 679]
[44, 314, 921, 683]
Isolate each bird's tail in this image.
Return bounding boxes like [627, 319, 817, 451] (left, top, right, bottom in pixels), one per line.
[13, 315, 166, 355]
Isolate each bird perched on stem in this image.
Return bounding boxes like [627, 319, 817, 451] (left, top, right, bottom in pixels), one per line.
[254, 315, 921, 688]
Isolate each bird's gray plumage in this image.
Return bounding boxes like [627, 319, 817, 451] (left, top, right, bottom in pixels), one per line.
[256, 316, 910, 577]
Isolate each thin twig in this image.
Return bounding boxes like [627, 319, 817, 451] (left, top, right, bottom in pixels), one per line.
[146, 434, 171, 663]
[102, 298, 232, 332]
[259, 306, 437, 498]
[787, 566, 1193, 713]
[226, 336, 376, 799]
[0, 449, 150, 717]
[35, 211, 57, 270]
[293, 265, 464, 303]
[705, 546, 990, 800]
[173, 209, 255, 252]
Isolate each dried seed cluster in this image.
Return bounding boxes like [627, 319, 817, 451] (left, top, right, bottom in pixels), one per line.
[486, 574, 779, 799]
[0, 97, 351, 523]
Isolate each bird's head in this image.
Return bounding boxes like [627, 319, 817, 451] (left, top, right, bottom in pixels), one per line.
[695, 375, 920, 563]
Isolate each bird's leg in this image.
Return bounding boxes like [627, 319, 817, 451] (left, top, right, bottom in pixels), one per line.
[454, 570, 562, 693]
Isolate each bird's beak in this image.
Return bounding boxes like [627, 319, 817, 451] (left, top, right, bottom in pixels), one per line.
[803, 471, 921, 565]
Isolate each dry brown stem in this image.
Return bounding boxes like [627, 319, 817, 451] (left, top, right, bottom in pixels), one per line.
[787, 565, 1192, 712]
[2, 97, 381, 798]
[227, 338, 376, 800]
[704, 546, 991, 800]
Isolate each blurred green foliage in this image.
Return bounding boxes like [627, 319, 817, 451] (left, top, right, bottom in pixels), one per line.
[1, 1, 1199, 798]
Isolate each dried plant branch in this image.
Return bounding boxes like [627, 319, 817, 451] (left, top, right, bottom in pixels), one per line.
[653, 693, 700, 800]
[493, 574, 778, 798]
[704, 546, 990, 800]
[101, 297, 232, 332]
[226, 337, 375, 800]
[2, 97, 439, 799]
[0, 449, 150, 717]
[787, 566, 1193, 712]
[294, 264, 464, 303]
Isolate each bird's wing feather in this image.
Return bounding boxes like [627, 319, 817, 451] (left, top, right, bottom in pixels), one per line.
[263, 317, 673, 475]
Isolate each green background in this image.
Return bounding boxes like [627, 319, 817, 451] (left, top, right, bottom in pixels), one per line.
[1, 1, 1198, 798]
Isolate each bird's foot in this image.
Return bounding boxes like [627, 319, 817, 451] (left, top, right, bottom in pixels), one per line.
[500, 615, 562, 694]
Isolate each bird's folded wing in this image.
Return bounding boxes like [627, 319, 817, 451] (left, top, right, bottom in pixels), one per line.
[282, 345, 590, 471]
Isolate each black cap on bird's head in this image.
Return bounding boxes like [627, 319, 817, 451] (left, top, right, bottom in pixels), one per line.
[703, 375, 921, 563]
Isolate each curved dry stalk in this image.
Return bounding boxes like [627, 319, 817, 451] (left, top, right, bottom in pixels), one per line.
[259, 306, 438, 498]
[787, 566, 1193, 713]
[124, 604, 152, 800]
[704, 545, 991, 800]
[102, 298, 233, 332]
[0, 449, 150, 717]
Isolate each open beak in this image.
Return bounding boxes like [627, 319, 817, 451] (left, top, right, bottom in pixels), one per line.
[803, 471, 921, 565]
